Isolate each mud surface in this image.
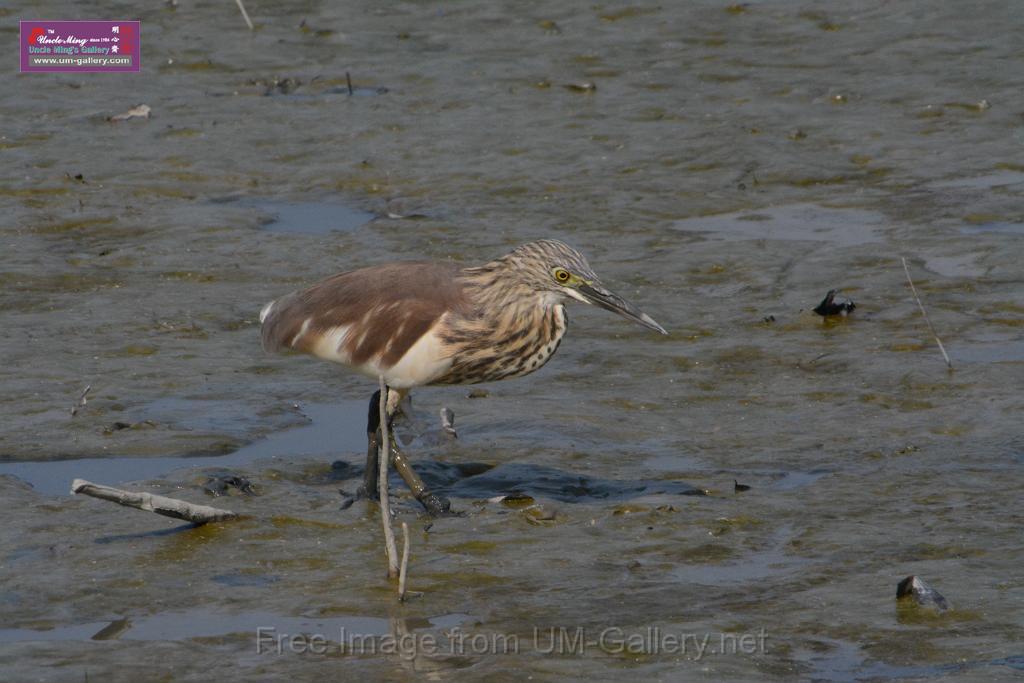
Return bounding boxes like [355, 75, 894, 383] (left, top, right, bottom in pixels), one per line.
[2, 0, 1023, 680]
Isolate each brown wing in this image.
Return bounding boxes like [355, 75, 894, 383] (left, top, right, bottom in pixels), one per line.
[260, 261, 469, 368]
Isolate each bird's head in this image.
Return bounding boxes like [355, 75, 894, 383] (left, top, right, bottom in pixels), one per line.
[509, 240, 668, 335]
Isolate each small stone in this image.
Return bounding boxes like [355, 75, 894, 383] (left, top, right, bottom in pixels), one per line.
[564, 82, 596, 93]
[440, 407, 457, 438]
[109, 104, 152, 122]
[467, 388, 489, 398]
[524, 505, 556, 523]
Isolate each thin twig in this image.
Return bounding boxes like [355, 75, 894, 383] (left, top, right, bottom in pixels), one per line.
[72, 479, 237, 524]
[346, 71, 354, 96]
[901, 257, 952, 369]
[398, 522, 410, 601]
[378, 377, 399, 578]
[234, 0, 254, 30]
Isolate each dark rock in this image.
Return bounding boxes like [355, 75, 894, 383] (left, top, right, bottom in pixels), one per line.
[897, 575, 950, 611]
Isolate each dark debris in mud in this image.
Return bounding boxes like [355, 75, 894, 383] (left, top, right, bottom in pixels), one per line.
[813, 289, 856, 317]
[202, 473, 257, 497]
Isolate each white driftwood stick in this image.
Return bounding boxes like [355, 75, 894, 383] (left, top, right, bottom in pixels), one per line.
[398, 522, 410, 601]
[234, 0, 254, 30]
[378, 377, 399, 578]
[901, 257, 953, 369]
[71, 479, 237, 524]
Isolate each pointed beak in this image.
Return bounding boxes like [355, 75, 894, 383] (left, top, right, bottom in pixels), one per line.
[577, 283, 668, 335]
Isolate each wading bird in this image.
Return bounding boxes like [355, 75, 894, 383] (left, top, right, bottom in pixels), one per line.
[260, 240, 666, 514]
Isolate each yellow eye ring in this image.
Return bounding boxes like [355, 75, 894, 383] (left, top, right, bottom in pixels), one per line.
[553, 268, 571, 283]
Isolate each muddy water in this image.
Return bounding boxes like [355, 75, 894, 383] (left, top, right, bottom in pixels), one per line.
[2, 0, 1023, 680]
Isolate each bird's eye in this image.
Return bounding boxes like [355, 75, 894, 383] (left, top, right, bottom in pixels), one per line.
[553, 268, 571, 283]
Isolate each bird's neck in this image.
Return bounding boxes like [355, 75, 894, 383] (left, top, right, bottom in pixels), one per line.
[460, 256, 535, 309]
[460, 264, 563, 331]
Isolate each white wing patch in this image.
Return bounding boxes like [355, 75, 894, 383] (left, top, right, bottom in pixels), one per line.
[289, 318, 312, 347]
[308, 319, 452, 389]
[312, 324, 353, 364]
[259, 300, 276, 324]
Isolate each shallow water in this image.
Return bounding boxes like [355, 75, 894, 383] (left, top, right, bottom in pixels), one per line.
[671, 204, 888, 247]
[229, 198, 376, 235]
[2, 0, 1024, 680]
[0, 401, 364, 496]
[0, 609, 471, 644]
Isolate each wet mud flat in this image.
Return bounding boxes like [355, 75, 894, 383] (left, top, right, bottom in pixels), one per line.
[2, 0, 1024, 680]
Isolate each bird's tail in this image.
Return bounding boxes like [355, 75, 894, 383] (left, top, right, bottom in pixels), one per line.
[259, 292, 303, 353]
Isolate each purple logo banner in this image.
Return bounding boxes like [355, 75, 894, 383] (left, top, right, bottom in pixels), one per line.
[20, 20, 140, 73]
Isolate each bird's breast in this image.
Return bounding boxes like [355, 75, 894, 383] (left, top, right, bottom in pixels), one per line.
[505, 304, 567, 378]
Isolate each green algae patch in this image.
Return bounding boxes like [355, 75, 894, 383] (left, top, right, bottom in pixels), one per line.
[117, 345, 159, 357]
[708, 516, 764, 536]
[420, 570, 506, 587]
[161, 271, 219, 283]
[895, 603, 982, 627]
[598, 7, 660, 21]
[146, 521, 235, 564]
[611, 504, 648, 516]
[499, 494, 535, 510]
[443, 540, 500, 554]
[33, 218, 119, 236]
[270, 515, 347, 531]
[672, 543, 735, 564]
[906, 543, 986, 560]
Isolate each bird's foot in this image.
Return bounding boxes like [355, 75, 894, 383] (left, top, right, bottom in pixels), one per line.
[351, 483, 380, 502]
[417, 490, 459, 517]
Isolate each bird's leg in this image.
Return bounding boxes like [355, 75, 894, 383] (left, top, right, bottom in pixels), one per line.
[383, 388, 452, 516]
[388, 437, 451, 516]
[354, 386, 450, 514]
[356, 389, 382, 500]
